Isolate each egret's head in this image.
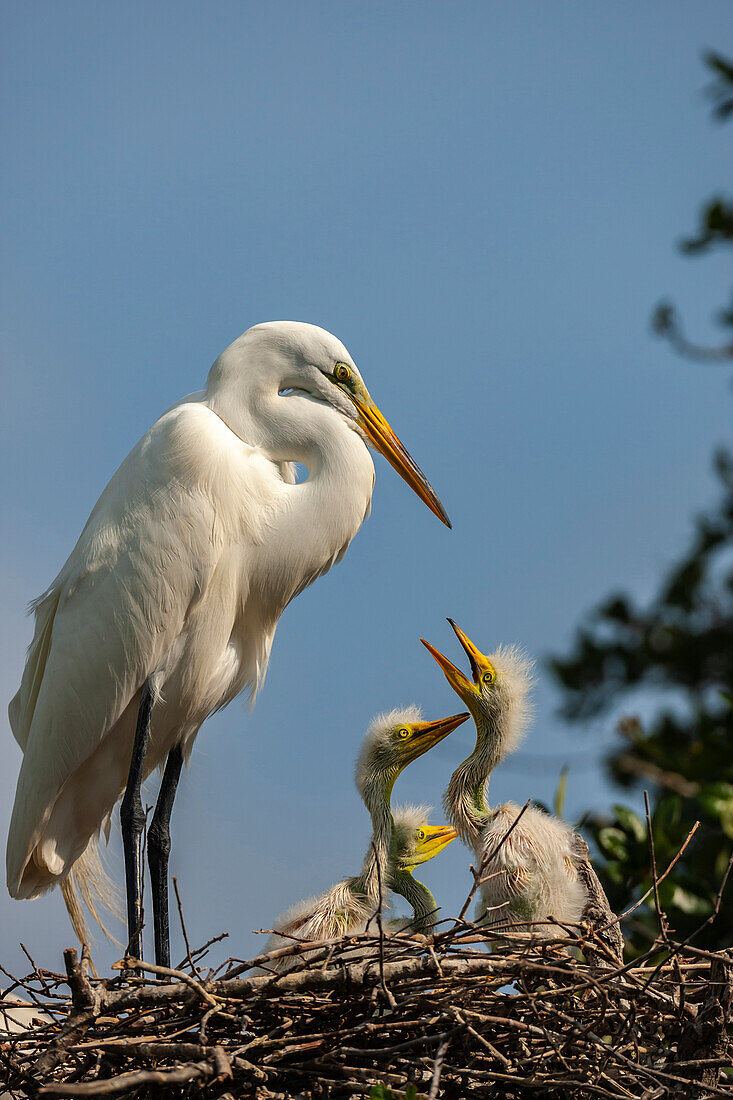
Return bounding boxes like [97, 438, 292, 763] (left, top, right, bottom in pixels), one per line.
[391, 805, 457, 871]
[210, 321, 450, 527]
[421, 621, 535, 752]
[355, 705, 469, 803]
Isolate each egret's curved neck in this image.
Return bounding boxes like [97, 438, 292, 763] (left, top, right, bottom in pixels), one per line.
[445, 711, 505, 848]
[359, 773, 397, 904]
[206, 368, 374, 607]
[389, 869, 438, 933]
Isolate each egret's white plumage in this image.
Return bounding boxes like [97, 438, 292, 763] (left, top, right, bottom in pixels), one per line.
[7, 321, 449, 933]
[1, 994, 51, 1036]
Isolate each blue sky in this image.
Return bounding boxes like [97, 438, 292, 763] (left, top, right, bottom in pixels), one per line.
[1, 2, 731, 974]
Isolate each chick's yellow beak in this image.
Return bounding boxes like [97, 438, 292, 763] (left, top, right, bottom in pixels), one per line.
[412, 824, 458, 866]
[407, 712, 469, 760]
[446, 619, 494, 683]
[420, 638, 476, 701]
[349, 389, 451, 529]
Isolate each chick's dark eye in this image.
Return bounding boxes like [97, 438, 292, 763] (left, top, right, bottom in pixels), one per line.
[334, 362, 351, 382]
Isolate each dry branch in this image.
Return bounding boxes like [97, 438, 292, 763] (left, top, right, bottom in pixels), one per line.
[3, 825, 732, 1099]
[3, 919, 732, 1099]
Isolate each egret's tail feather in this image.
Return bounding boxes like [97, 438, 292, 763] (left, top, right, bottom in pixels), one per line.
[61, 839, 121, 946]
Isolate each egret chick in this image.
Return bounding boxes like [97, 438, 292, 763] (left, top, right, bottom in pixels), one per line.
[388, 805, 457, 933]
[265, 708, 466, 966]
[423, 622, 615, 947]
[355, 705, 468, 887]
[264, 806, 455, 967]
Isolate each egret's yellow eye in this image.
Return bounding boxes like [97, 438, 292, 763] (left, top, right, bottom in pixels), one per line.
[417, 830, 425, 840]
[482, 670, 495, 685]
[334, 362, 351, 382]
[397, 728, 410, 740]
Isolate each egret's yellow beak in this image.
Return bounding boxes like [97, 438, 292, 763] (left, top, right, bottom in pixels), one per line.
[420, 638, 475, 701]
[405, 712, 469, 763]
[447, 619, 493, 683]
[349, 390, 451, 529]
[409, 824, 458, 867]
[421, 620, 494, 702]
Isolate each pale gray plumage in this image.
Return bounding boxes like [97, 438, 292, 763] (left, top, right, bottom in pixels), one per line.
[265, 704, 462, 967]
[478, 802, 586, 933]
[387, 803, 445, 933]
[354, 703, 424, 891]
[424, 623, 598, 938]
[264, 803, 439, 967]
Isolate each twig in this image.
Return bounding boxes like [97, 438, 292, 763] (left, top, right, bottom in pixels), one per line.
[39, 1060, 214, 1096]
[597, 820, 700, 934]
[643, 790, 669, 943]
[457, 799, 531, 922]
[428, 1035, 450, 1099]
[372, 840, 395, 1009]
[113, 956, 218, 1007]
[172, 876, 200, 978]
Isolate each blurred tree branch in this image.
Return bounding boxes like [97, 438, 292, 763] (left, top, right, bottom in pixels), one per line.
[552, 53, 733, 955]
[652, 53, 733, 363]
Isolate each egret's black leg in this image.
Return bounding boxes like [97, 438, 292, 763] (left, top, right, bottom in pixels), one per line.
[148, 743, 184, 967]
[120, 683, 153, 960]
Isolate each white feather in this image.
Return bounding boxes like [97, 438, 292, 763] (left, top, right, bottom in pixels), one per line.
[7, 322, 378, 908]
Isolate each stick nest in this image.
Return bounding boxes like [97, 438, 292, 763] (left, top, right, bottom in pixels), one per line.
[2, 918, 732, 1100]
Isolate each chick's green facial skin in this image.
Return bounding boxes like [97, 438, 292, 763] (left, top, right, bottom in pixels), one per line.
[404, 825, 458, 869]
[329, 361, 452, 529]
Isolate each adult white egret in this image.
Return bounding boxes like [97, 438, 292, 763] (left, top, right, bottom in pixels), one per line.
[422, 622, 623, 960]
[6, 321, 451, 966]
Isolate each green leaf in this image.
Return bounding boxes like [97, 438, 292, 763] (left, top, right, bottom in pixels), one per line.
[370, 1087, 423, 1100]
[554, 765, 569, 818]
[670, 885, 711, 916]
[598, 827, 629, 860]
[699, 783, 733, 838]
[612, 804, 647, 843]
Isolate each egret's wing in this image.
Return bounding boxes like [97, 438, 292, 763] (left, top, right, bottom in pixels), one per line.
[7, 401, 285, 896]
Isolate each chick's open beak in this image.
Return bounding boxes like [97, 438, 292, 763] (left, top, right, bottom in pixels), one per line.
[408, 712, 469, 760]
[349, 390, 451, 528]
[420, 638, 476, 701]
[412, 824, 458, 865]
[447, 619, 490, 683]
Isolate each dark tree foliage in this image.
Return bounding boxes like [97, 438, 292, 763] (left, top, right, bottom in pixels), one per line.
[552, 54, 733, 955]
[651, 52, 733, 363]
